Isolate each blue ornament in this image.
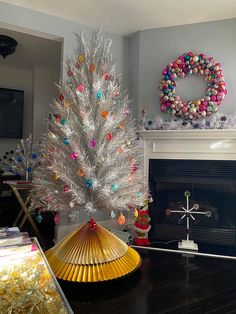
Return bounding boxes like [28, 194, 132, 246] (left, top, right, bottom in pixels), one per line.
[31, 153, 37, 159]
[63, 138, 70, 145]
[35, 214, 43, 224]
[7, 166, 13, 172]
[164, 75, 169, 80]
[147, 120, 153, 126]
[111, 210, 116, 219]
[163, 89, 168, 95]
[27, 167, 32, 173]
[86, 179, 93, 188]
[136, 192, 142, 197]
[169, 85, 174, 91]
[17, 157, 23, 162]
[97, 91, 102, 99]
[111, 183, 119, 192]
[60, 118, 67, 125]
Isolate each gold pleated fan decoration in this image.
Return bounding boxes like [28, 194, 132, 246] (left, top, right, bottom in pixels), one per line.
[46, 221, 141, 282]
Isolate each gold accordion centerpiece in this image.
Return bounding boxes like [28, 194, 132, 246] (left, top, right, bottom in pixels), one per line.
[46, 221, 141, 282]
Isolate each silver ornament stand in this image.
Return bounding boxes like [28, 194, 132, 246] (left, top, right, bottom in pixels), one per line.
[167, 191, 211, 251]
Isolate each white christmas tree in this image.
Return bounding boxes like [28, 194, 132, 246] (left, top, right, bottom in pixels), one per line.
[32, 31, 148, 220]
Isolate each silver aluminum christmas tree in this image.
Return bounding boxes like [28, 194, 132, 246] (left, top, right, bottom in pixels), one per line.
[31, 30, 148, 219]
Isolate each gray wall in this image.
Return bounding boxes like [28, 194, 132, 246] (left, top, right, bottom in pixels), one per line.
[130, 18, 236, 122]
[0, 2, 130, 88]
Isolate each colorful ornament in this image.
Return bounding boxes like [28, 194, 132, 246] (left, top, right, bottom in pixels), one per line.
[159, 52, 227, 119]
[101, 111, 108, 118]
[107, 133, 113, 141]
[64, 100, 72, 108]
[17, 157, 23, 162]
[97, 91, 102, 99]
[53, 173, 60, 181]
[31, 153, 37, 159]
[67, 69, 73, 77]
[77, 168, 85, 177]
[103, 72, 110, 80]
[59, 94, 64, 102]
[88, 218, 97, 230]
[60, 118, 67, 125]
[76, 83, 85, 93]
[89, 64, 96, 73]
[117, 146, 123, 153]
[54, 213, 59, 224]
[54, 114, 60, 123]
[119, 121, 125, 129]
[27, 167, 32, 173]
[111, 183, 119, 192]
[63, 185, 70, 193]
[111, 210, 116, 219]
[78, 55, 85, 63]
[69, 152, 78, 160]
[86, 179, 93, 188]
[89, 139, 97, 148]
[35, 213, 43, 224]
[118, 213, 126, 225]
[63, 138, 70, 145]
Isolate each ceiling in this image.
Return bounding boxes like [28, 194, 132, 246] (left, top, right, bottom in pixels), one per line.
[0, 27, 61, 70]
[1, 0, 236, 35]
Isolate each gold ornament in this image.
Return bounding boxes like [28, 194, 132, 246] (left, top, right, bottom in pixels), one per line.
[77, 168, 85, 177]
[78, 55, 85, 63]
[46, 222, 141, 282]
[53, 173, 60, 181]
[64, 100, 72, 108]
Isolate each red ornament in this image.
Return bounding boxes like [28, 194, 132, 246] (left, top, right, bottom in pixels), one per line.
[54, 114, 61, 123]
[88, 218, 96, 230]
[107, 133, 113, 141]
[103, 72, 110, 80]
[59, 94, 64, 101]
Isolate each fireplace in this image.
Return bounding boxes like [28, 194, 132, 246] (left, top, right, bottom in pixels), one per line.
[138, 129, 236, 247]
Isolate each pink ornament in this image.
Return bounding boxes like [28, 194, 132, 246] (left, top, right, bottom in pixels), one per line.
[54, 213, 59, 225]
[63, 185, 70, 193]
[89, 139, 97, 147]
[76, 83, 85, 93]
[103, 72, 110, 80]
[69, 152, 78, 160]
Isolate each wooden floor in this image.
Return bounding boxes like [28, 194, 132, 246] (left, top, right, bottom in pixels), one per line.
[60, 248, 236, 314]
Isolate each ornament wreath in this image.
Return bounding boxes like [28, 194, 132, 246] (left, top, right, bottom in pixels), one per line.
[159, 52, 227, 120]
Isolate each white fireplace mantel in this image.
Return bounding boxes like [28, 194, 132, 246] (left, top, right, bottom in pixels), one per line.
[137, 129, 236, 178]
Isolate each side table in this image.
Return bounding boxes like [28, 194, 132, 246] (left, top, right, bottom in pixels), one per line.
[3, 180, 44, 244]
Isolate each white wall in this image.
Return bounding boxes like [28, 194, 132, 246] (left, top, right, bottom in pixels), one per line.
[0, 65, 33, 157]
[33, 67, 59, 141]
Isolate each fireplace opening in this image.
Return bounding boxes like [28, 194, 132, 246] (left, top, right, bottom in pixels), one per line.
[148, 159, 236, 246]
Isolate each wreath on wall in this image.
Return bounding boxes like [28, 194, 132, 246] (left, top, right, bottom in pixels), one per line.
[159, 52, 227, 120]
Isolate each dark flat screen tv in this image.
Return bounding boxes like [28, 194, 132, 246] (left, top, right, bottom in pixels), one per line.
[0, 88, 24, 138]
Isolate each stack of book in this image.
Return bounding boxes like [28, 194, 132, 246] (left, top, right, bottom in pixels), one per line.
[0, 227, 32, 256]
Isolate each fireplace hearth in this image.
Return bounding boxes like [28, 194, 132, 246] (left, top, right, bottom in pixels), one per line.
[138, 129, 236, 247]
[148, 159, 236, 246]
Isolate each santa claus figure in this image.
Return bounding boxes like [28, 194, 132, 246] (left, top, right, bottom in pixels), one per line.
[134, 196, 152, 246]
